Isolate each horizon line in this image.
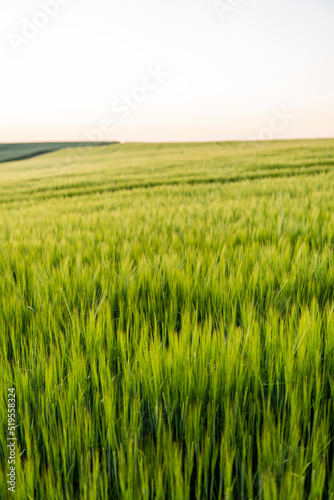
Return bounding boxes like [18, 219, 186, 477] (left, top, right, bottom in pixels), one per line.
[1, 136, 334, 146]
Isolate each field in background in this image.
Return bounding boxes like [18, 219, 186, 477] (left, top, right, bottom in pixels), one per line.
[0, 142, 116, 164]
[1, 140, 334, 499]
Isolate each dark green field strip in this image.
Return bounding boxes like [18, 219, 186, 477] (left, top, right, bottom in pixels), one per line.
[0, 142, 118, 164]
[0, 163, 332, 206]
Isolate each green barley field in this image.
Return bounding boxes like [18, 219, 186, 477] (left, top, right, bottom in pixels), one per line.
[1, 139, 334, 499]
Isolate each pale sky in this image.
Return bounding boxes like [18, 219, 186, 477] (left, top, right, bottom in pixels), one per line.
[1, 0, 334, 143]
